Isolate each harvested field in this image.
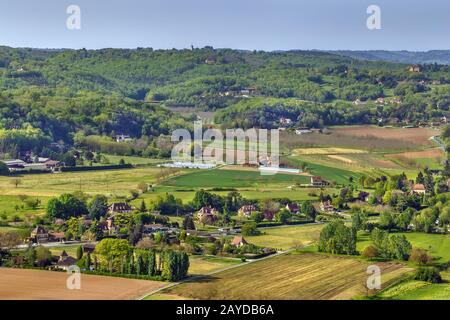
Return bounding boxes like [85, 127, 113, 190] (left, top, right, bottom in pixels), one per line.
[293, 147, 366, 155]
[330, 126, 438, 147]
[387, 148, 444, 160]
[162, 253, 412, 300]
[327, 155, 355, 164]
[0, 268, 166, 300]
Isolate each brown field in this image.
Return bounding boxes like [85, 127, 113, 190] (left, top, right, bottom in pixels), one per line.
[330, 126, 438, 146]
[0, 268, 166, 300]
[161, 253, 412, 300]
[387, 148, 444, 160]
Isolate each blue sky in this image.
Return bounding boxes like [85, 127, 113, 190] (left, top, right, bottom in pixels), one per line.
[0, 0, 449, 51]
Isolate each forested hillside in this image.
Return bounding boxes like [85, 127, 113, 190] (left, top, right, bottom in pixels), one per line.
[0, 46, 449, 158]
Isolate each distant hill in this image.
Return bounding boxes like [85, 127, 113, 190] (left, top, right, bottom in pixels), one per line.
[327, 50, 450, 65]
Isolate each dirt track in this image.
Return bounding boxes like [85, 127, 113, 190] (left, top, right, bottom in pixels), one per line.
[0, 268, 166, 300]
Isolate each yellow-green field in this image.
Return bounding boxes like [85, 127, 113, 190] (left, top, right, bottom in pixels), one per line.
[157, 253, 412, 300]
[246, 224, 324, 250]
[0, 167, 162, 197]
[188, 256, 242, 276]
[378, 270, 450, 300]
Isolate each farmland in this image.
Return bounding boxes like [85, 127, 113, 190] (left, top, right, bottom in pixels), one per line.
[162, 168, 311, 189]
[158, 253, 412, 300]
[377, 270, 450, 300]
[245, 224, 324, 250]
[0, 268, 166, 300]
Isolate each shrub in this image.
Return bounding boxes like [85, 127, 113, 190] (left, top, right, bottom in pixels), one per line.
[362, 245, 379, 259]
[409, 248, 432, 265]
[414, 267, 442, 283]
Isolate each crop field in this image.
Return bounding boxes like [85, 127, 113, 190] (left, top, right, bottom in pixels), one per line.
[245, 224, 324, 250]
[329, 126, 439, 148]
[0, 268, 166, 300]
[357, 232, 450, 263]
[285, 156, 364, 184]
[160, 253, 412, 300]
[293, 147, 367, 155]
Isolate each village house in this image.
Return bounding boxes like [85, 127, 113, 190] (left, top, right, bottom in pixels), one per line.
[55, 251, 78, 271]
[197, 206, 219, 221]
[231, 236, 248, 247]
[115, 134, 133, 143]
[108, 203, 133, 215]
[30, 226, 49, 243]
[320, 200, 335, 213]
[310, 176, 330, 187]
[412, 183, 427, 195]
[409, 65, 421, 73]
[238, 205, 258, 218]
[48, 231, 66, 243]
[285, 203, 300, 214]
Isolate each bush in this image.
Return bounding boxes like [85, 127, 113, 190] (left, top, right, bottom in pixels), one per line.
[414, 267, 442, 283]
[409, 248, 432, 265]
[362, 245, 379, 259]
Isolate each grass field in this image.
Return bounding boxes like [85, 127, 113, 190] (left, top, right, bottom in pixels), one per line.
[159, 253, 412, 300]
[0, 268, 166, 300]
[378, 270, 450, 300]
[245, 224, 324, 250]
[162, 168, 311, 189]
[357, 232, 450, 263]
[188, 256, 242, 275]
[0, 167, 162, 197]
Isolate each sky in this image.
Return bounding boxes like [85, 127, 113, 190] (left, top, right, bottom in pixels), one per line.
[0, 0, 449, 51]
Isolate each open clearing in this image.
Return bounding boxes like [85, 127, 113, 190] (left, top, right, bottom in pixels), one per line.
[0, 268, 166, 300]
[161, 253, 411, 300]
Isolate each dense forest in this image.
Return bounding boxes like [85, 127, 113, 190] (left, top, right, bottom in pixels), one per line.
[0, 46, 449, 158]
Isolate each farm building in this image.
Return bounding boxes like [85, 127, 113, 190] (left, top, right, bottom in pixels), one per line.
[310, 176, 330, 187]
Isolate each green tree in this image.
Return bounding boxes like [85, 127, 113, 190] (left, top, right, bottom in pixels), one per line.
[76, 245, 83, 260]
[88, 195, 108, 220]
[318, 220, 357, 255]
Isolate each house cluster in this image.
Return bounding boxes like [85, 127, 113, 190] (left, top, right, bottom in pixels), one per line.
[408, 65, 421, 73]
[28, 226, 66, 244]
[3, 158, 62, 173]
[218, 87, 257, 98]
[375, 97, 402, 106]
